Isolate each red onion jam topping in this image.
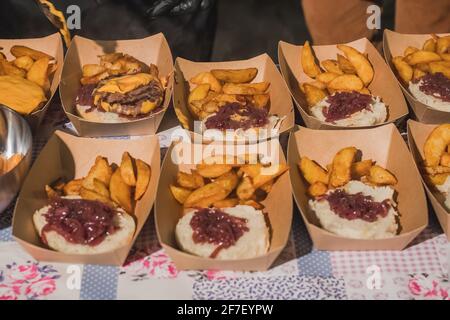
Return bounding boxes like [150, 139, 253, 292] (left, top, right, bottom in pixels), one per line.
[416, 73, 450, 102]
[321, 189, 390, 222]
[322, 91, 373, 122]
[204, 102, 269, 130]
[42, 197, 118, 246]
[189, 208, 249, 258]
[75, 84, 96, 108]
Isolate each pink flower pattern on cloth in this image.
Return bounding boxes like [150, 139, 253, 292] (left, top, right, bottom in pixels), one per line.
[0, 261, 60, 300]
[408, 273, 449, 300]
[121, 249, 179, 280]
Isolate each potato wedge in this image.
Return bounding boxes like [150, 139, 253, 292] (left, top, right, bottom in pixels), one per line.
[80, 187, 116, 208]
[213, 198, 239, 208]
[404, 46, 419, 56]
[392, 56, 413, 83]
[440, 153, 450, 167]
[337, 44, 374, 86]
[303, 83, 327, 107]
[299, 157, 328, 184]
[337, 54, 356, 74]
[13, 56, 34, 71]
[301, 40, 321, 78]
[91, 178, 110, 197]
[27, 57, 50, 91]
[321, 59, 343, 75]
[351, 159, 373, 179]
[63, 179, 83, 196]
[135, 159, 151, 200]
[368, 165, 397, 185]
[210, 68, 258, 83]
[0, 60, 26, 77]
[259, 179, 274, 194]
[426, 173, 450, 186]
[424, 124, 450, 167]
[308, 181, 328, 197]
[404, 50, 441, 65]
[423, 38, 436, 52]
[424, 165, 450, 175]
[329, 147, 358, 188]
[436, 36, 450, 54]
[327, 74, 364, 92]
[238, 163, 262, 178]
[413, 68, 426, 81]
[196, 163, 233, 178]
[170, 184, 192, 204]
[177, 171, 204, 189]
[190, 72, 222, 92]
[316, 72, 340, 84]
[428, 61, 450, 78]
[188, 83, 210, 103]
[10, 45, 53, 61]
[82, 64, 106, 77]
[300, 81, 327, 92]
[236, 176, 255, 200]
[222, 82, 269, 95]
[45, 185, 61, 199]
[251, 94, 270, 109]
[183, 182, 227, 208]
[214, 171, 239, 193]
[82, 156, 113, 191]
[253, 163, 289, 188]
[120, 152, 136, 187]
[110, 168, 133, 213]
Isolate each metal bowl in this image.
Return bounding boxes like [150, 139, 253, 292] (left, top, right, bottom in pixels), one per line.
[0, 105, 32, 213]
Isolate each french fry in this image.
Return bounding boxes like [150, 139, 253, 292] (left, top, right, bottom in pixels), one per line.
[214, 171, 239, 193]
[188, 83, 210, 103]
[440, 153, 450, 167]
[436, 36, 450, 54]
[301, 40, 322, 78]
[91, 178, 110, 197]
[82, 64, 106, 77]
[253, 163, 289, 188]
[424, 124, 450, 167]
[210, 68, 258, 83]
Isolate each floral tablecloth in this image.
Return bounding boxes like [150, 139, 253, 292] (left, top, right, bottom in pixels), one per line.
[0, 103, 448, 300]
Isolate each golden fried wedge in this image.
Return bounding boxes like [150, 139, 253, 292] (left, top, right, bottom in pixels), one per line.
[426, 173, 450, 186]
[214, 171, 239, 193]
[424, 124, 450, 167]
[404, 46, 419, 56]
[80, 187, 116, 207]
[170, 184, 192, 204]
[176, 171, 204, 189]
[321, 59, 343, 75]
[351, 159, 373, 179]
[392, 56, 413, 83]
[27, 57, 50, 91]
[222, 82, 270, 95]
[413, 68, 426, 81]
[120, 152, 136, 187]
[63, 179, 82, 196]
[110, 168, 133, 213]
[82, 64, 106, 77]
[337, 54, 356, 74]
[10, 45, 53, 61]
[236, 176, 256, 200]
[316, 72, 340, 84]
[0, 60, 26, 77]
[252, 94, 270, 109]
[210, 68, 258, 83]
[13, 56, 34, 71]
[135, 159, 151, 200]
[188, 83, 210, 103]
[183, 182, 227, 208]
[196, 163, 233, 178]
[300, 81, 327, 92]
[82, 156, 113, 190]
[301, 40, 321, 78]
[436, 36, 450, 54]
[327, 74, 364, 92]
[368, 165, 398, 185]
[337, 44, 374, 85]
[91, 178, 110, 197]
[308, 181, 328, 197]
[303, 83, 327, 107]
[253, 163, 289, 188]
[423, 38, 436, 52]
[190, 72, 222, 92]
[329, 147, 358, 188]
[404, 50, 441, 65]
[440, 153, 450, 167]
[428, 61, 450, 78]
[299, 157, 328, 185]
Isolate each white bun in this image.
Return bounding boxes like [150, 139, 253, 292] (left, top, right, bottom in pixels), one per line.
[76, 104, 131, 123]
[33, 196, 135, 254]
[175, 205, 269, 260]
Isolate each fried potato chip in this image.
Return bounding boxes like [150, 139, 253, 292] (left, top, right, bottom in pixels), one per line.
[63, 179, 82, 196]
[27, 57, 50, 91]
[337, 54, 356, 74]
[424, 124, 450, 167]
[404, 46, 419, 56]
[222, 82, 269, 95]
[299, 157, 328, 185]
[210, 68, 258, 83]
[368, 165, 397, 185]
[404, 50, 441, 65]
[12, 56, 34, 71]
[321, 59, 343, 75]
[440, 153, 450, 167]
[303, 83, 327, 107]
[423, 38, 437, 52]
[301, 40, 322, 78]
[196, 163, 233, 178]
[316, 72, 340, 84]
[110, 168, 133, 213]
[183, 182, 227, 208]
[213, 198, 239, 208]
[120, 152, 137, 187]
[329, 147, 357, 188]
[308, 181, 328, 197]
[190, 72, 222, 93]
[214, 171, 239, 193]
[351, 159, 373, 179]
[392, 56, 413, 83]
[337, 45, 374, 86]
[327, 74, 364, 92]
[82, 156, 113, 191]
[80, 187, 116, 208]
[170, 184, 192, 204]
[177, 171, 205, 189]
[10, 45, 53, 61]
[236, 176, 256, 200]
[253, 163, 289, 188]
[135, 159, 151, 200]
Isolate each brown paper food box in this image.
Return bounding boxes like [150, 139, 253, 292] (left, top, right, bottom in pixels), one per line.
[288, 124, 428, 250]
[0, 33, 64, 131]
[59, 33, 174, 137]
[278, 38, 408, 130]
[155, 139, 293, 271]
[12, 130, 160, 265]
[172, 54, 295, 142]
[407, 120, 450, 240]
[383, 29, 450, 124]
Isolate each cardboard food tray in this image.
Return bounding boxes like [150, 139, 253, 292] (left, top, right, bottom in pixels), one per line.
[278, 38, 408, 129]
[60, 33, 174, 137]
[383, 29, 450, 124]
[173, 53, 295, 142]
[0, 33, 64, 131]
[288, 124, 428, 250]
[12, 130, 160, 265]
[155, 139, 293, 271]
[407, 120, 450, 240]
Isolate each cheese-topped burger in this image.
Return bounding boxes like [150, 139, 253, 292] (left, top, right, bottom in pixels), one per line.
[76, 73, 164, 123]
[33, 196, 135, 254]
[175, 205, 269, 259]
[310, 91, 387, 127]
